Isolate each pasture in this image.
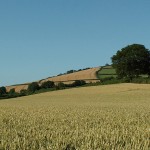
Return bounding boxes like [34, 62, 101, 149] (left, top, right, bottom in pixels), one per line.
[97, 66, 117, 79]
[0, 83, 150, 150]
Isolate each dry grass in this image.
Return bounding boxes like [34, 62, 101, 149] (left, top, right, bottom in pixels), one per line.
[1, 83, 150, 149]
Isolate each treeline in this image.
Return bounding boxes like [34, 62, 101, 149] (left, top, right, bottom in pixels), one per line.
[27, 80, 86, 94]
[57, 67, 91, 76]
[0, 80, 87, 99]
[0, 86, 22, 99]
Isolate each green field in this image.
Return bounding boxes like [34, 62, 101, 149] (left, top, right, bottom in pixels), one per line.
[97, 66, 117, 79]
[0, 84, 150, 150]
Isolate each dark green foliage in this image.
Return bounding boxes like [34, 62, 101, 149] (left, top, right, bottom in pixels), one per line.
[97, 66, 117, 80]
[28, 82, 40, 93]
[100, 76, 115, 82]
[112, 44, 150, 79]
[67, 70, 76, 74]
[56, 82, 66, 90]
[57, 68, 91, 76]
[72, 80, 86, 87]
[105, 63, 110, 66]
[0, 86, 7, 95]
[132, 77, 150, 84]
[20, 89, 28, 96]
[41, 81, 54, 89]
[34, 88, 55, 94]
[8, 88, 16, 96]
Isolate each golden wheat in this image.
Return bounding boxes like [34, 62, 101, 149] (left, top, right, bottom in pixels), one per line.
[0, 83, 150, 150]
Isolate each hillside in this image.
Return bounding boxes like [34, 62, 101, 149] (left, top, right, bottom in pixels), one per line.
[39, 67, 100, 84]
[1, 83, 150, 149]
[6, 67, 100, 92]
[97, 65, 117, 79]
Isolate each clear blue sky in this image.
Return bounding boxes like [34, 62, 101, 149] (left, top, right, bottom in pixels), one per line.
[0, 0, 150, 86]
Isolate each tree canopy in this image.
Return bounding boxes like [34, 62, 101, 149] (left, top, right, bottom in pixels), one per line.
[41, 81, 55, 89]
[112, 44, 150, 79]
[28, 82, 40, 93]
[0, 86, 7, 96]
[72, 80, 86, 87]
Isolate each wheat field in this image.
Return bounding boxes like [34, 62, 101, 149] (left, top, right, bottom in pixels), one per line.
[0, 83, 150, 150]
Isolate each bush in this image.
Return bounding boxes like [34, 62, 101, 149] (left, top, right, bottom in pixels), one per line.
[132, 77, 150, 84]
[71, 80, 86, 87]
[28, 82, 40, 93]
[67, 70, 76, 74]
[20, 89, 28, 96]
[8, 88, 16, 96]
[100, 76, 114, 82]
[41, 81, 55, 89]
[55, 82, 66, 90]
[0, 86, 7, 96]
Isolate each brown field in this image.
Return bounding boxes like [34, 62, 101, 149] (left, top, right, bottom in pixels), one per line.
[40, 67, 100, 84]
[6, 84, 29, 93]
[6, 67, 100, 92]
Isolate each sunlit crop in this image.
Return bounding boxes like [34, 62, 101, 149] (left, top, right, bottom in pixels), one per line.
[0, 83, 150, 150]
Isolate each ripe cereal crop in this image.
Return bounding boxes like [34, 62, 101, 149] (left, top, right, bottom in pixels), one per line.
[0, 83, 150, 150]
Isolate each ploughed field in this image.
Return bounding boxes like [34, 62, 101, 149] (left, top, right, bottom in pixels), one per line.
[0, 83, 150, 150]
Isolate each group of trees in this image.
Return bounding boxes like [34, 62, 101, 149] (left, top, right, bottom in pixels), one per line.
[27, 80, 86, 93]
[0, 80, 87, 99]
[0, 86, 19, 99]
[27, 81, 55, 93]
[0, 87, 7, 96]
[21, 80, 86, 94]
[1, 43, 150, 99]
[57, 68, 91, 76]
[112, 44, 150, 80]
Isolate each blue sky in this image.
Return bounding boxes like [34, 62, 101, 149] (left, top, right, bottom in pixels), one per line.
[0, 0, 150, 86]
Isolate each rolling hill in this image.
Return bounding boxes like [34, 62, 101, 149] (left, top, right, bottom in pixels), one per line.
[6, 67, 100, 92]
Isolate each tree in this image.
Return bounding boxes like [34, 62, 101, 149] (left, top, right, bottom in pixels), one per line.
[8, 88, 16, 96]
[28, 82, 40, 93]
[66, 70, 76, 74]
[56, 82, 66, 89]
[20, 89, 28, 96]
[72, 80, 86, 87]
[112, 44, 150, 79]
[41, 81, 54, 89]
[0, 86, 7, 96]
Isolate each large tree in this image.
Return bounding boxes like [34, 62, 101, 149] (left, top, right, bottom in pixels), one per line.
[112, 44, 150, 79]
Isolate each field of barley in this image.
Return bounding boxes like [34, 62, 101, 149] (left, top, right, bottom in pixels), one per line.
[0, 83, 150, 150]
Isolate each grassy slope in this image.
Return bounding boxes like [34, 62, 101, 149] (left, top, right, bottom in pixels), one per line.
[97, 65, 117, 79]
[0, 83, 150, 149]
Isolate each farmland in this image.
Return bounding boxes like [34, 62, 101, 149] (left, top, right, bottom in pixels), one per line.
[0, 83, 150, 149]
[97, 66, 117, 79]
[40, 67, 100, 84]
[6, 67, 100, 93]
